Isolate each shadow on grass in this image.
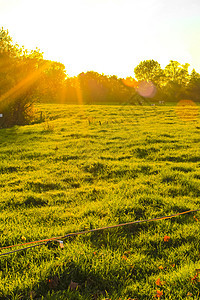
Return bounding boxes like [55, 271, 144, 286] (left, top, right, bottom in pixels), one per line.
[0, 126, 19, 142]
[1, 195, 48, 210]
[1, 254, 124, 300]
[26, 181, 61, 193]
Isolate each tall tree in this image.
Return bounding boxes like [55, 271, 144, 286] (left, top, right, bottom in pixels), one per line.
[78, 71, 114, 104]
[38, 61, 67, 102]
[187, 69, 200, 102]
[134, 59, 164, 86]
[162, 61, 190, 102]
[0, 28, 46, 127]
[164, 60, 190, 86]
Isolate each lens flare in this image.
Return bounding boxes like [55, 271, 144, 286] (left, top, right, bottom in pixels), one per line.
[175, 100, 199, 122]
[137, 81, 156, 98]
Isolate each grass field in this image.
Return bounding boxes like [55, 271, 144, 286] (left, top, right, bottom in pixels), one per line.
[0, 103, 200, 300]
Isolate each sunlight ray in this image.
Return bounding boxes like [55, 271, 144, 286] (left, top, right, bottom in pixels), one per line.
[0, 60, 51, 105]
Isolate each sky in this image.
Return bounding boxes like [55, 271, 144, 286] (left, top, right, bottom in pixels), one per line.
[0, 0, 200, 78]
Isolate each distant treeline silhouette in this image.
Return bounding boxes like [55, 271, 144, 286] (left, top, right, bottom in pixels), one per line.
[0, 27, 200, 127]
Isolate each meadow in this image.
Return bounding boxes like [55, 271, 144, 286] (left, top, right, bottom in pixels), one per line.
[0, 103, 200, 300]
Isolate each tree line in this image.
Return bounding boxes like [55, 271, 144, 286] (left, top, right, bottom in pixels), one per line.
[0, 27, 200, 127]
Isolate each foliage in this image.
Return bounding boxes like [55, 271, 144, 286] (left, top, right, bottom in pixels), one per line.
[164, 61, 190, 85]
[38, 61, 67, 103]
[0, 28, 39, 127]
[0, 104, 200, 299]
[57, 61, 200, 105]
[187, 69, 200, 102]
[134, 59, 165, 87]
[0, 28, 67, 128]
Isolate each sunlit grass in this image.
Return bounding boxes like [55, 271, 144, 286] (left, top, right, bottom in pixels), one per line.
[0, 104, 200, 299]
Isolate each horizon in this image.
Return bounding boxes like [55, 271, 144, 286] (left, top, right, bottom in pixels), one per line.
[0, 0, 200, 78]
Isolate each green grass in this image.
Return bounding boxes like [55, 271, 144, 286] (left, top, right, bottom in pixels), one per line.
[0, 104, 200, 299]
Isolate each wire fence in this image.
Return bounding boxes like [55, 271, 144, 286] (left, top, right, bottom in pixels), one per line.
[0, 209, 199, 257]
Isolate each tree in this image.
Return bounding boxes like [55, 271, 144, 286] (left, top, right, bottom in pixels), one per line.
[164, 60, 190, 86]
[162, 61, 190, 102]
[0, 28, 46, 128]
[37, 61, 67, 102]
[78, 71, 110, 104]
[0, 28, 69, 127]
[134, 59, 165, 87]
[187, 69, 200, 102]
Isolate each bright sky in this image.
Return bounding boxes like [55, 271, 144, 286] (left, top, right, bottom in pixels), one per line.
[1, 0, 200, 78]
